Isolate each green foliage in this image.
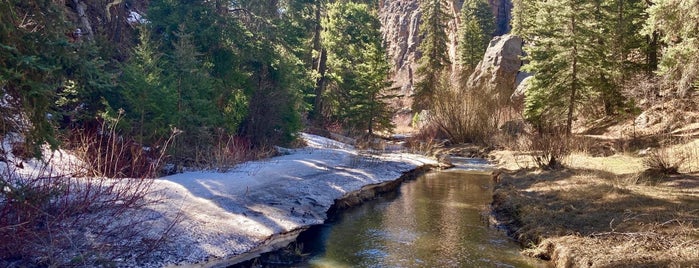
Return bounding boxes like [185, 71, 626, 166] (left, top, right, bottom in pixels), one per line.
[458, 0, 495, 73]
[321, 2, 395, 135]
[414, 0, 452, 111]
[522, 0, 593, 134]
[511, 0, 535, 40]
[645, 0, 699, 96]
[119, 27, 175, 144]
[590, 0, 648, 115]
[520, 0, 649, 132]
[0, 0, 114, 156]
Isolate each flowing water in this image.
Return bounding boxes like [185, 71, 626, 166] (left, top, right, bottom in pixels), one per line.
[298, 159, 546, 268]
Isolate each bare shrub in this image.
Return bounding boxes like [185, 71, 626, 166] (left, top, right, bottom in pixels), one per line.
[642, 148, 685, 175]
[212, 133, 254, 172]
[429, 81, 500, 144]
[529, 131, 569, 170]
[405, 125, 442, 155]
[621, 74, 662, 110]
[69, 110, 178, 178]
[0, 110, 179, 265]
[0, 149, 164, 266]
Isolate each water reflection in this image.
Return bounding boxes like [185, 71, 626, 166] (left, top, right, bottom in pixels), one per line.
[303, 169, 546, 268]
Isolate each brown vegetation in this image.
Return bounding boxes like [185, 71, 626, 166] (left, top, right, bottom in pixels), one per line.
[0, 117, 181, 266]
[429, 82, 502, 144]
[490, 143, 699, 267]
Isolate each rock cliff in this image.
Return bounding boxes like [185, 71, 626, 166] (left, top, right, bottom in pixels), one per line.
[379, 0, 422, 109]
[379, 0, 513, 111]
[489, 0, 513, 35]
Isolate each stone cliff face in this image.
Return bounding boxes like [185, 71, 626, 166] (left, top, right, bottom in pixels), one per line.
[489, 0, 513, 35]
[379, 0, 422, 110]
[379, 0, 512, 110]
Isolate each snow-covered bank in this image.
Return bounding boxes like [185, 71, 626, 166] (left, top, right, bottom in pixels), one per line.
[137, 133, 438, 267]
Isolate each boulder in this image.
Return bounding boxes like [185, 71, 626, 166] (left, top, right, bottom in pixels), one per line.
[468, 34, 524, 104]
[511, 72, 532, 110]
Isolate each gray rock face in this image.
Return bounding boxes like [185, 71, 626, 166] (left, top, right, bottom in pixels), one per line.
[511, 72, 532, 110]
[379, 0, 422, 109]
[379, 0, 514, 110]
[468, 34, 523, 104]
[489, 0, 513, 36]
[379, 0, 463, 110]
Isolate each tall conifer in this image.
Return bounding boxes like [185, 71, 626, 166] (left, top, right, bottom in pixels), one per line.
[414, 0, 451, 111]
[458, 0, 496, 73]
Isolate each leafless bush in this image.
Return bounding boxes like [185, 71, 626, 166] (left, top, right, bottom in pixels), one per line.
[70, 110, 178, 178]
[0, 111, 179, 265]
[405, 125, 442, 155]
[529, 131, 569, 170]
[621, 74, 663, 110]
[642, 148, 685, 175]
[212, 133, 254, 172]
[429, 81, 500, 145]
[0, 152, 161, 266]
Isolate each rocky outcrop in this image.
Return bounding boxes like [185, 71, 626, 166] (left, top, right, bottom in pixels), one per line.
[379, 0, 464, 110]
[379, 0, 422, 109]
[379, 0, 514, 111]
[468, 34, 524, 104]
[511, 71, 532, 110]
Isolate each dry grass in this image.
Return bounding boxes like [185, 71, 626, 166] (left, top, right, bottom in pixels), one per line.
[490, 142, 699, 267]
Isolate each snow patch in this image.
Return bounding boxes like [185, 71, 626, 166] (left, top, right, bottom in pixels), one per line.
[132, 133, 437, 266]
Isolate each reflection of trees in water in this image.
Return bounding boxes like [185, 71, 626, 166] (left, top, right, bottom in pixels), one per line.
[311, 171, 539, 267]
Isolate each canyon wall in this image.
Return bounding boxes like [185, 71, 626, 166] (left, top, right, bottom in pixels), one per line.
[379, 0, 513, 111]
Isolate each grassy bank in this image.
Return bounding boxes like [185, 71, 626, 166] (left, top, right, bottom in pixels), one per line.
[490, 147, 699, 267]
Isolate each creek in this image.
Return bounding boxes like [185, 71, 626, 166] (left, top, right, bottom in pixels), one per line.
[293, 158, 546, 267]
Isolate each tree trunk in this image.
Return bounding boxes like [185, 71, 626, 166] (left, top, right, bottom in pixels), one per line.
[72, 0, 94, 41]
[310, 3, 327, 124]
[646, 31, 659, 75]
[566, 8, 578, 138]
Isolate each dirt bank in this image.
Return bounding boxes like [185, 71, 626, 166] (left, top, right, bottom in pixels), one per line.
[489, 150, 699, 267]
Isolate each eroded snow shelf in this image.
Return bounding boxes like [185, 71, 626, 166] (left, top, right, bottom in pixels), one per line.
[138, 133, 437, 267]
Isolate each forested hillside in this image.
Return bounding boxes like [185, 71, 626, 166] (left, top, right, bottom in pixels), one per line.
[1, 0, 396, 173]
[3, 0, 696, 165]
[1, 0, 699, 266]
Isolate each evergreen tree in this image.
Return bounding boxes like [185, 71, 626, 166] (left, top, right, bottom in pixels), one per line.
[322, 2, 394, 135]
[523, 0, 596, 135]
[458, 0, 496, 73]
[511, 0, 537, 40]
[588, 0, 647, 115]
[645, 0, 699, 96]
[414, 0, 451, 111]
[233, 0, 306, 145]
[119, 27, 177, 144]
[0, 0, 117, 155]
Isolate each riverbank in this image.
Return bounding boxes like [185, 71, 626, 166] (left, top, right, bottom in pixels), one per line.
[130, 133, 439, 267]
[489, 148, 699, 267]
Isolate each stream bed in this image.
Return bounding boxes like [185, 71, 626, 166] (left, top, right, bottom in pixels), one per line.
[296, 159, 546, 268]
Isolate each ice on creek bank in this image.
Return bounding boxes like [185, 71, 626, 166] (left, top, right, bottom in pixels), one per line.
[134, 133, 437, 266]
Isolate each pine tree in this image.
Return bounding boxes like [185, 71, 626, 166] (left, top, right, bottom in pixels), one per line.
[523, 0, 595, 135]
[235, 1, 308, 145]
[322, 2, 395, 135]
[414, 0, 451, 111]
[119, 27, 177, 144]
[458, 0, 496, 73]
[587, 0, 647, 115]
[511, 0, 537, 40]
[645, 0, 699, 96]
[0, 0, 96, 155]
